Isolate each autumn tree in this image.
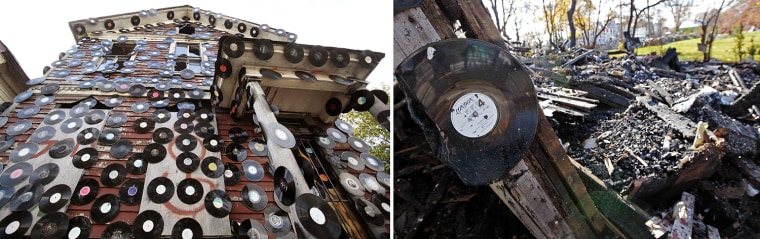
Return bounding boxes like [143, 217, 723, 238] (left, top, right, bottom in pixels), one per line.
[698, 0, 730, 62]
[665, 0, 694, 33]
[541, 0, 572, 51]
[487, 0, 517, 40]
[625, 0, 667, 38]
[339, 84, 390, 171]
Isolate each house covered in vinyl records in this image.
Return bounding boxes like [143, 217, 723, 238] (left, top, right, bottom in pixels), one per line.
[0, 5, 389, 239]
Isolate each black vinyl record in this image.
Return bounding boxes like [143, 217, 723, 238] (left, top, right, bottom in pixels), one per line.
[204, 190, 232, 218]
[73, 147, 99, 169]
[338, 172, 364, 196]
[127, 153, 148, 175]
[259, 68, 281, 80]
[295, 193, 341, 239]
[77, 128, 100, 145]
[171, 218, 202, 239]
[84, 110, 106, 125]
[101, 221, 132, 239]
[347, 136, 371, 153]
[248, 138, 268, 157]
[253, 39, 274, 60]
[295, 71, 317, 82]
[175, 134, 198, 152]
[133, 210, 164, 239]
[263, 206, 292, 237]
[326, 128, 347, 143]
[110, 139, 134, 159]
[67, 216, 92, 239]
[176, 152, 200, 173]
[330, 48, 350, 68]
[143, 143, 167, 163]
[273, 166, 295, 207]
[17, 105, 40, 119]
[215, 58, 232, 78]
[98, 128, 121, 146]
[221, 36, 245, 58]
[133, 118, 156, 134]
[10, 142, 39, 163]
[295, 153, 317, 189]
[266, 123, 295, 148]
[100, 164, 126, 187]
[241, 160, 265, 182]
[174, 119, 194, 134]
[168, 89, 186, 102]
[195, 108, 214, 123]
[177, 178, 203, 205]
[70, 103, 90, 118]
[355, 198, 384, 226]
[360, 173, 386, 195]
[0, 185, 14, 208]
[0, 162, 33, 187]
[228, 127, 249, 144]
[315, 136, 336, 149]
[6, 119, 32, 136]
[0, 211, 32, 238]
[238, 219, 268, 239]
[38, 184, 72, 213]
[29, 163, 59, 185]
[203, 135, 225, 152]
[349, 89, 375, 112]
[9, 182, 43, 212]
[200, 156, 224, 178]
[104, 95, 123, 108]
[376, 172, 391, 188]
[90, 194, 120, 224]
[41, 82, 60, 95]
[325, 98, 343, 116]
[194, 122, 215, 139]
[308, 45, 328, 67]
[372, 193, 391, 219]
[106, 113, 128, 127]
[31, 212, 69, 239]
[44, 110, 66, 125]
[225, 143, 247, 162]
[147, 177, 175, 204]
[362, 153, 385, 172]
[49, 139, 75, 159]
[129, 84, 147, 97]
[119, 178, 143, 205]
[152, 127, 174, 144]
[71, 178, 99, 206]
[241, 183, 267, 211]
[151, 109, 172, 123]
[147, 89, 164, 101]
[342, 151, 365, 171]
[223, 163, 241, 186]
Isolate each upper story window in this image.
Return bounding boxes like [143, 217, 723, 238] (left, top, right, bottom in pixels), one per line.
[97, 43, 135, 72]
[175, 43, 202, 73]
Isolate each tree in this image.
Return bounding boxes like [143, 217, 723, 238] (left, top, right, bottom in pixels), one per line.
[665, 0, 694, 33]
[487, 0, 517, 40]
[568, 0, 578, 48]
[698, 0, 730, 62]
[340, 84, 390, 171]
[625, 0, 667, 38]
[541, 0, 572, 51]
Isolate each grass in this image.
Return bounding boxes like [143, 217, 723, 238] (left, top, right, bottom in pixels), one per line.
[624, 31, 760, 63]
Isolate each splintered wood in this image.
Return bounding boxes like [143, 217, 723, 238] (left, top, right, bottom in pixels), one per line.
[669, 192, 695, 239]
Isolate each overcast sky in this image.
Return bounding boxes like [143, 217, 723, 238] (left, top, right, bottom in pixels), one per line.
[0, 0, 392, 89]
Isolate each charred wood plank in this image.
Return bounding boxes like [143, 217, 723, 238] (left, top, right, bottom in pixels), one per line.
[651, 68, 687, 79]
[647, 81, 674, 107]
[725, 80, 760, 117]
[537, 92, 597, 111]
[702, 104, 759, 156]
[732, 157, 760, 188]
[404, 171, 451, 239]
[669, 192, 696, 239]
[636, 96, 698, 139]
[577, 84, 631, 108]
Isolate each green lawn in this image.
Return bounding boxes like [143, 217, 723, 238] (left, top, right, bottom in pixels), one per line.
[632, 31, 760, 63]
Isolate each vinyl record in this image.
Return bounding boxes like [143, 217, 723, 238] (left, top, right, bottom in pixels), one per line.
[126, 153, 147, 175]
[334, 119, 355, 135]
[6, 119, 32, 136]
[360, 173, 385, 195]
[273, 166, 295, 207]
[241, 184, 267, 211]
[225, 143, 247, 162]
[338, 172, 364, 196]
[9, 182, 43, 212]
[0, 211, 32, 238]
[215, 58, 232, 78]
[13, 90, 33, 103]
[171, 218, 202, 239]
[84, 110, 106, 125]
[131, 101, 151, 113]
[259, 68, 281, 80]
[101, 221, 132, 239]
[76, 128, 99, 145]
[70, 103, 90, 118]
[38, 184, 72, 213]
[241, 160, 265, 182]
[315, 136, 336, 149]
[119, 178, 143, 205]
[326, 128, 347, 143]
[358, 50, 378, 68]
[90, 194, 120, 224]
[151, 109, 172, 123]
[188, 88, 204, 99]
[223, 163, 241, 186]
[0, 135, 13, 152]
[176, 152, 200, 173]
[266, 123, 295, 148]
[204, 190, 232, 217]
[295, 193, 341, 239]
[168, 88, 186, 102]
[194, 122, 215, 139]
[132, 210, 163, 239]
[228, 127, 249, 144]
[0, 116, 6, 129]
[98, 128, 121, 145]
[72, 179, 99, 207]
[29, 163, 59, 185]
[17, 105, 40, 119]
[200, 156, 224, 178]
[342, 151, 365, 171]
[372, 193, 391, 219]
[349, 89, 375, 112]
[152, 128, 174, 144]
[246, 139, 267, 157]
[147, 177, 174, 204]
[44, 110, 66, 125]
[347, 136, 371, 153]
[109, 140, 133, 159]
[238, 219, 267, 239]
[362, 153, 385, 172]
[30, 211, 69, 239]
[60, 118, 84, 134]
[376, 172, 391, 188]
[155, 81, 170, 91]
[263, 206, 292, 237]
[325, 98, 343, 116]
[356, 198, 384, 226]
[67, 216, 91, 239]
[106, 113, 128, 127]
[308, 45, 328, 67]
[103, 95, 123, 108]
[203, 135, 225, 152]
[10, 142, 39, 163]
[100, 164, 126, 187]
[0, 162, 33, 187]
[175, 134, 198, 152]
[34, 95, 55, 106]
[295, 71, 317, 83]
[222, 36, 245, 58]
[133, 118, 156, 134]
[129, 84, 147, 97]
[253, 39, 274, 60]
[174, 119, 194, 134]
[72, 148, 98, 169]
[143, 143, 167, 163]
[147, 89, 164, 101]
[0, 185, 14, 208]
[295, 153, 317, 188]
[177, 178, 203, 204]
[41, 83, 60, 95]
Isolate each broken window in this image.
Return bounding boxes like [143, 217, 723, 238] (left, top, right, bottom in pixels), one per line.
[175, 43, 202, 73]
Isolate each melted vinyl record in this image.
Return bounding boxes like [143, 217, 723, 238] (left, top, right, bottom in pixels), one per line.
[395, 38, 538, 185]
[50, 139, 76, 159]
[223, 162, 241, 186]
[110, 140, 134, 159]
[295, 193, 341, 239]
[29, 163, 59, 185]
[263, 206, 292, 237]
[31, 212, 69, 239]
[238, 219, 268, 239]
[101, 221, 132, 239]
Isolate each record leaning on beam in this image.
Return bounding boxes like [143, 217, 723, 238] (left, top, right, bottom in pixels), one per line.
[171, 218, 202, 239]
[9, 182, 43, 212]
[118, 178, 144, 206]
[204, 189, 232, 218]
[67, 216, 91, 239]
[126, 153, 147, 175]
[248, 138, 268, 157]
[152, 127, 174, 144]
[0, 162, 33, 187]
[372, 193, 391, 220]
[241, 183, 267, 211]
[0, 211, 32, 238]
[266, 123, 295, 148]
[334, 119, 355, 135]
[84, 110, 106, 125]
[10, 142, 39, 163]
[98, 128, 121, 145]
[72, 148, 99, 169]
[376, 171, 391, 188]
[194, 122, 215, 139]
[223, 162, 241, 186]
[177, 178, 203, 205]
[295, 193, 341, 239]
[395, 39, 539, 185]
[30, 211, 69, 239]
[273, 166, 295, 207]
[29, 162, 59, 185]
[241, 160, 265, 182]
[263, 206, 292, 237]
[146, 177, 174, 204]
[362, 153, 385, 172]
[38, 184, 72, 213]
[132, 210, 163, 239]
[90, 194, 120, 224]
[338, 172, 365, 196]
[341, 151, 365, 172]
[71, 178, 99, 206]
[228, 127, 249, 144]
[176, 152, 200, 173]
[6, 119, 32, 136]
[16, 105, 40, 119]
[34, 95, 55, 106]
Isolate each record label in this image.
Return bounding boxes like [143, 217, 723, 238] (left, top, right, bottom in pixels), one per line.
[309, 208, 326, 225]
[450, 93, 498, 138]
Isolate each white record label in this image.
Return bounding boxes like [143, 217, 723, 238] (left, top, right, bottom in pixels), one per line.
[450, 93, 498, 138]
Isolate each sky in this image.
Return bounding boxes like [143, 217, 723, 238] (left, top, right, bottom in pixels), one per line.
[0, 0, 393, 89]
